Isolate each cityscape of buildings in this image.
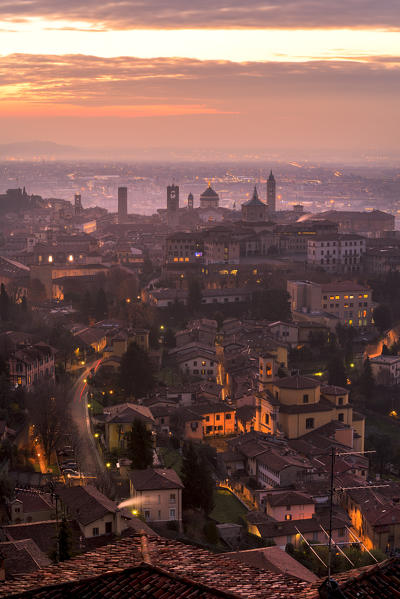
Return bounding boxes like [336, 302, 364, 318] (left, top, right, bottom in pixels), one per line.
[0, 161, 399, 598]
[1, 0, 400, 596]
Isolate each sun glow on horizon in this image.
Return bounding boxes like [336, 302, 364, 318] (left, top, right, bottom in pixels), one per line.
[1, 22, 400, 63]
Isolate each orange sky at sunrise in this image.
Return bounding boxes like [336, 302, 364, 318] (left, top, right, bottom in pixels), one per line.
[0, 1, 399, 155]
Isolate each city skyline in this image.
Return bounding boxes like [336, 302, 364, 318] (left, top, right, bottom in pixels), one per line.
[0, 1, 399, 157]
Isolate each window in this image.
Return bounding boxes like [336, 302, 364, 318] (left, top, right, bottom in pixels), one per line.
[92, 527, 99, 536]
[144, 510, 151, 520]
[169, 508, 176, 520]
[206, 426, 213, 433]
[193, 369, 199, 374]
[303, 394, 309, 404]
[226, 413, 232, 420]
[265, 413, 270, 425]
[216, 414, 220, 421]
[205, 415, 210, 422]
[285, 514, 292, 521]
[169, 493, 176, 502]
[306, 418, 314, 430]
[105, 521, 112, 534]
[338, 397, 343, 405]
[193, 361, 197, 366]
[312, 531, 319, 541]
[338, 413, 344, 422]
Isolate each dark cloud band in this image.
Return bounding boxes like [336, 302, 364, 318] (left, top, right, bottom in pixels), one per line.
[0, 0, 399, 29]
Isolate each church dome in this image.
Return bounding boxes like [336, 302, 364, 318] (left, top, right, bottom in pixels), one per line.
[243, 186, 265, 207]
[200, 184, 219, 198]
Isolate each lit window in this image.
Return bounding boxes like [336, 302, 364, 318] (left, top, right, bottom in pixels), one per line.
[48, 255, 53, 263]
[68, 254, 74, 262]
[364, 294, 368, 298]
[185, 257, 189, 262]
[173, 257, 178, 262]
[335, 295, 340, 300]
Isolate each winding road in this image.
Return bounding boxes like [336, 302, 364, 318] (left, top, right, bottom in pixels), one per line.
[70, 359, 104, 477]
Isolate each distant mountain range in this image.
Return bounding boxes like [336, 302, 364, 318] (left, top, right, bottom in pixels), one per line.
[0, 141, 83, 159]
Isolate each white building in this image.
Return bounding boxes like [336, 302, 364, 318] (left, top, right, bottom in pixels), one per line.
[307, 234, 366, 273]
[370, 355, 400, 386]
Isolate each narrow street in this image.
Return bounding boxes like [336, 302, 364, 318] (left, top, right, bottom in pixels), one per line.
[70, 359, 105, 478]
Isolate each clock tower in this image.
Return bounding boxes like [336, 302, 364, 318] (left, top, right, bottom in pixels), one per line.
[167, 184, 179, 212]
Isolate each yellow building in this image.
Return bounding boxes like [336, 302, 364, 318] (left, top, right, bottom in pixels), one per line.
[103, 403, 155, 452]
[340, 486, 400, 553]
[196, 403, 236, 437]
[255, 355, 364, 447]
[129, 468, 183, 526]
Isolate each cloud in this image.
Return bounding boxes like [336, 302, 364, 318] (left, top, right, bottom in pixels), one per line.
[0, 0, 399, 29]
[0, 53, 399, 151]
[0, 53, 398, 110]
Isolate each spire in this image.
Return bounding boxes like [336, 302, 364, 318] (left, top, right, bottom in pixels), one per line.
[252, 185, 259, 200]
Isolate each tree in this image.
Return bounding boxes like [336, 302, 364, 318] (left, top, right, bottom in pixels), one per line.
[57, 517, 72, 561]
[95, 288, 108, 321]
[164, 328, 176, 348]
[381, 343, 390, 355]
[119, 342, 155, 398]
[0, 283, 10, 321]
[26, 382, 68, 467]
[128, 419, 153, 469]
[181, 443, 214, 514]
[203, 520, 219, 545]
[328, 353, 347, 387]
[251, 288, 291, 321]
[373, 304, 392, 334]
[188, 278, 203, 314]
[0, 476, 12, 503]
[360, 357, 375, 400]
[29, 278, 47, 305]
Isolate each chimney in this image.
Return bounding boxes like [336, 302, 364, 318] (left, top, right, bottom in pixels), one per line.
[140, 532, 151, 564]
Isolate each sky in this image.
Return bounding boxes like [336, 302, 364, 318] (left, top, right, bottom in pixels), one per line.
[0, 1, 400, 158]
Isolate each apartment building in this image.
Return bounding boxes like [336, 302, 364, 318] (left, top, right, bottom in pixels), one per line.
[307, 234, 366, 273]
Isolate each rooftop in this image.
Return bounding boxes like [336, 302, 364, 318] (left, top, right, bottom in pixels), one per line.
[129, 468, 183, 491]
[0, 533, 309, 598]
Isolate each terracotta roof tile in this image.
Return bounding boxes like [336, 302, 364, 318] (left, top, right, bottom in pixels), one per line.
[0, 533, 309, 598]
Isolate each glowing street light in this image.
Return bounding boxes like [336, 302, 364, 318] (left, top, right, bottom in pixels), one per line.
[106, 462, 111, 468]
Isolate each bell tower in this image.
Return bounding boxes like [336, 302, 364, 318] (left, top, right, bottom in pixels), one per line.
[267, 170, 276, 213]
[259, 353, 276, 391]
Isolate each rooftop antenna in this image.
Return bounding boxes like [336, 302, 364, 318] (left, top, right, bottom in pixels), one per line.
[326, 448, 387, 580]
